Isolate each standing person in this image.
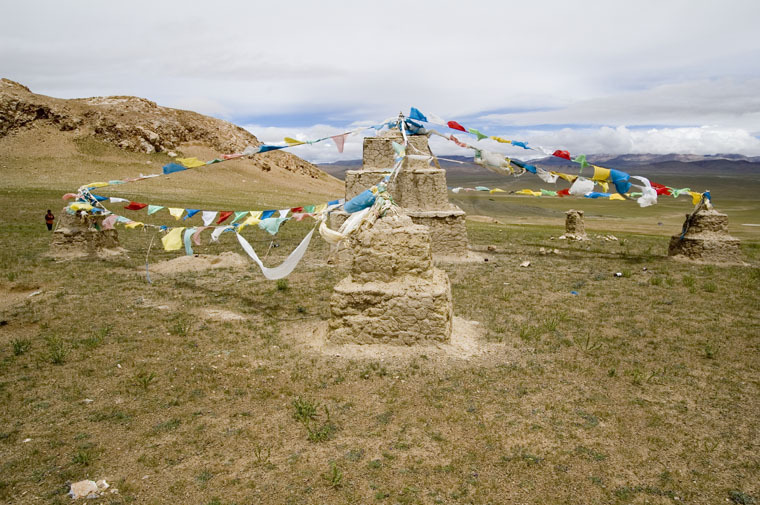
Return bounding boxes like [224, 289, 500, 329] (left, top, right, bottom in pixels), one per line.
[45, 209, 55, 231]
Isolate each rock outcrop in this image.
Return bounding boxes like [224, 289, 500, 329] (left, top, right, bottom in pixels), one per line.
[0, 78, 323, 178]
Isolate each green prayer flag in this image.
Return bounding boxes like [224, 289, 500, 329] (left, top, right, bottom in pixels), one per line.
[231, 211, 249, 224]
[468, 128, 488, 141]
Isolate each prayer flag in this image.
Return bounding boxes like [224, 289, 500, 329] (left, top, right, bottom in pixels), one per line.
[124, 202, 147, 211]
[163, 163, 187, 174]
[217, 211, 233, 224]
[169, 208, 185, 220]
[202, 211, 218, 226]
[331, 134, 347, 153]
[183, 209, 199, 220]
[162, 227, 184, 251]
[147, 205, 164, 215]
[447, 121, 466, 132]
[231, 211, 249, 224]
[409, 107, 427, 122]
[553, 150, 571, 160]
[176, 157, 206, 169]
[468, 128, 488, 141]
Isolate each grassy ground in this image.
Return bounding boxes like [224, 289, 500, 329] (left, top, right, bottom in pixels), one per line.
[0, 180, 758, 504]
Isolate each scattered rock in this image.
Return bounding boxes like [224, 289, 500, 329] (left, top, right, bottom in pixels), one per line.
[69, 480, 98, 499]
[520, 261, 531, 268]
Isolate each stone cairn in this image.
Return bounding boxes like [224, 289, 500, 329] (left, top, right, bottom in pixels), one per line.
[50, 208, 122, 257]
[328, 211, 453, 345]
[668, 208, 743, 263]
[559, 209, 588, 241]
[333, 129, 469, 259]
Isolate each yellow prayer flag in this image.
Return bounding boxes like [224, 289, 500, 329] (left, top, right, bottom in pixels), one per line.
[591, 165, 611, 181]
[168, 208, 184, 220]
[238, 214, 261, 231]
[516, 189, 542, 197]
[70, 202, 93, 211]
[125, 221, 144, 229]
[609, 193, 626, 201]
[689, 191, 703, 205]
[552, 172, 577, 183]
[176, 157, 206, 169]
[489, 188, 505, 193]
[490, 136, 512, 144]
[284, 137, 305, 145]
[597, 181, 609, 193]
[313, 203, 327, 214]
[85, 182, 109, 188]
[161, 227, 184, 251]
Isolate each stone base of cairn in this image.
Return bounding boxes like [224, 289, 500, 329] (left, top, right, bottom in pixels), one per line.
[559, 209, 588, 241]
[331, 130, 469, 259]
[328, 213, 453, 345]
[668, 209, 743, 263]
[50, 208, 122, 257]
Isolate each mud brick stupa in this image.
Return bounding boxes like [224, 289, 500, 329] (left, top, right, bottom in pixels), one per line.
[328, 211, 453, 344]
[336, 128, 469, 259]
[668, 208, 743, 263]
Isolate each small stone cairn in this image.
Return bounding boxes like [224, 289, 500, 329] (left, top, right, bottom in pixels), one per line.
[334, 128, 469, 259]
[50, 208, 122, 257]
[668, 208, 743, 263]
[328, 211, 453, 344]
[559, 209, 588, 241]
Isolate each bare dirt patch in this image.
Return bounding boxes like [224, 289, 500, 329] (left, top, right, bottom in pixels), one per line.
[148, 252, 249, 275]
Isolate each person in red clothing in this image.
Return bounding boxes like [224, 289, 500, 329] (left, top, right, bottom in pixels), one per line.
[45, 209, 55, 231]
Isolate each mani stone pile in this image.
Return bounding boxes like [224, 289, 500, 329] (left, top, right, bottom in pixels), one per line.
[50, 208, 122, 257]
[668, 208, 744, 264]
[328, 212, 453, 344]
[340, 129, 469, 259]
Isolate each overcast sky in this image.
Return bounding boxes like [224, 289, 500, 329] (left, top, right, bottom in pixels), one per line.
[3, 0, 760, 162]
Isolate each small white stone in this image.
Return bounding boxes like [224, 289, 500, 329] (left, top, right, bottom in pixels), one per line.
[520, 261, 531, 267]
[70, 480, 98, 499]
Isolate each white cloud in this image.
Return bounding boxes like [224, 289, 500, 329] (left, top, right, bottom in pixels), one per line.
[508, 126, 760, 157]
[3, 0, 760, 158]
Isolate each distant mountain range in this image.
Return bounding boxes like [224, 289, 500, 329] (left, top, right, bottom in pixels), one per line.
[319, 153, 760, 180]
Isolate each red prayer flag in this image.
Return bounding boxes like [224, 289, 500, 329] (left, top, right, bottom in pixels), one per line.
[124, 202, 147, 210]
[447, 121, 466, 132]
[217, 211, 233, 224]
[290, 206, 303, 213]
[651, 182, 672, 195]
[557, 188, 570, 197]
[553, 150, 571, 160]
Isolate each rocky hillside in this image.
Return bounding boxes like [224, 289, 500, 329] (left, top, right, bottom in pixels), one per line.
[0, 78, 324, 179]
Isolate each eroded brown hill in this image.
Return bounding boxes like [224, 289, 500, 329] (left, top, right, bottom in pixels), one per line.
[0, 78, 325, 180]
